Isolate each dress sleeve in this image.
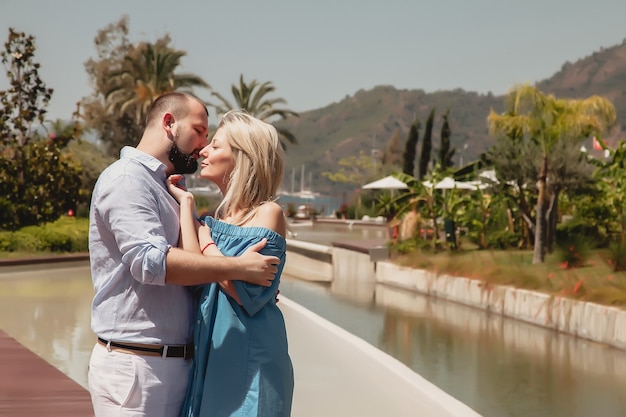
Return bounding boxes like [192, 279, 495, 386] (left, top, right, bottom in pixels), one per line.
[232, 242, 285, 316]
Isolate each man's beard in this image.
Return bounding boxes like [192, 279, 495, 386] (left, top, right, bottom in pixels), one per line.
[168, 142, 198, 174]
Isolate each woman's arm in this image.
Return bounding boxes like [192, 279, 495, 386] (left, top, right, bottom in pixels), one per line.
[197, 224, 242, 304]
[167, 175, 202, 253]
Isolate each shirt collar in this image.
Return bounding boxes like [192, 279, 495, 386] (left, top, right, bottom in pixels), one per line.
[120, 146, 167, 177]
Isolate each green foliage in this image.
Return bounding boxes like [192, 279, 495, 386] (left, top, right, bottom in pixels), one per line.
[438, 109, 455, 169]
[556, 217, 602, 248]
[389, 238, 419, 255]
[211, 74, 299, 149]
[556, 235, 593, 268]
[402, 117, 419, 176]
[80, 17, 209, 156]
[375, 192, 400, 221]
[0, 29, 53, 144]
[488, 84, 616, 263]
[0, 28, 83, 231]
[418, 108, 435, 180]
[0, 217, 88, 252]
[593, 141, 626, 243]
[322, 150, 377, 186]
[485, 230, 522, 249]
[608, 240, 626, 271]
[0, 136, 82, 230]
[285, 203, 297, 218]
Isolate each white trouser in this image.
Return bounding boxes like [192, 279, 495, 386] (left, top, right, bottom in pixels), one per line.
[88, 342, 192, 417]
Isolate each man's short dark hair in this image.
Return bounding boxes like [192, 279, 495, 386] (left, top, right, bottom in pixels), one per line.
[144, 92, 208, 127]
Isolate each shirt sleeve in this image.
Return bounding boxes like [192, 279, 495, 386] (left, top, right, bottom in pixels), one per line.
[97, 173, 172, 286]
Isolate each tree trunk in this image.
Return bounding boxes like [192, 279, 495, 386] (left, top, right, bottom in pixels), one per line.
[546, 188, 560, 253]
[516, 181, 534, 248]
[533, 157, 548, 264]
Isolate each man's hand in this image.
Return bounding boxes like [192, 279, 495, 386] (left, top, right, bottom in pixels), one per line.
[239, 238, 279, 287]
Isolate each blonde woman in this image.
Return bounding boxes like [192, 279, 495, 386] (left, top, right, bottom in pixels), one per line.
[168, 110, 293, 417]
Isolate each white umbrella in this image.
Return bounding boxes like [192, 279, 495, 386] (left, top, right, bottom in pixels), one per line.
[362, 176, 408, 190]
[424, 177, 478, 190]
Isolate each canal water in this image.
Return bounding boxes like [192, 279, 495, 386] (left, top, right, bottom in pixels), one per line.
[1, 222, 626, 416]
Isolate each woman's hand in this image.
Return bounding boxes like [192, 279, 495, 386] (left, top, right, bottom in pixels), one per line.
[167, 174, 193, 204]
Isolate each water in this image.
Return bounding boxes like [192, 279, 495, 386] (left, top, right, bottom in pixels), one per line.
[2, 223, 626, 416]
[278, 277, 626, 417]
[288, 220, 388, 245]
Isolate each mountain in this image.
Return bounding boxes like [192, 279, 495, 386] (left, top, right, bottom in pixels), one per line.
[276, 39, 626, 196]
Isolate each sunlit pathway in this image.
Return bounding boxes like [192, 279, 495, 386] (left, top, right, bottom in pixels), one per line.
[0, 329, 94, 417]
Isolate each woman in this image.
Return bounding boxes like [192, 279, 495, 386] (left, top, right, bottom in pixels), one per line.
[167, 110, 293, 417]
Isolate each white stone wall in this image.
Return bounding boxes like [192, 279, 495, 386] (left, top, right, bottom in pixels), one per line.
[284, 241, 626, 350]
[376, 262, 626, 350]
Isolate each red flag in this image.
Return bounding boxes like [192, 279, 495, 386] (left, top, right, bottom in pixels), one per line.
[592, 137, 603, 151]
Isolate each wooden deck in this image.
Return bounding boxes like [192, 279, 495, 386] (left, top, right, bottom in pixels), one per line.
[0, 330, 94, 416]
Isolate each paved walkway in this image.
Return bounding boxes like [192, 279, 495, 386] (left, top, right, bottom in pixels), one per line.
[0, 330, 94, 417]
[0, 256, 481, 417]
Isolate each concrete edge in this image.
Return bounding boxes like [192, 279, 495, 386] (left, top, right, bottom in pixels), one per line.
[0, 253, 90, 267]
[279, 296, 482, 417]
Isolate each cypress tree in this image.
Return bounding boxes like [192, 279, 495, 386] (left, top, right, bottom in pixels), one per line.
[418, 108, 435, 179]
[438, 109, 455, 169]
[402, 117, 420, 176]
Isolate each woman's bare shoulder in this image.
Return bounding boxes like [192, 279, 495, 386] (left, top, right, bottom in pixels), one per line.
[252, 202, 286, 236]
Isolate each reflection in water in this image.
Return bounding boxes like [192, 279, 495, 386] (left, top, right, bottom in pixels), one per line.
[2, 259, 626, 416]
[280, 276, 626, 417]
[377, 285, 626, 417]
[0, 262, 94, 388]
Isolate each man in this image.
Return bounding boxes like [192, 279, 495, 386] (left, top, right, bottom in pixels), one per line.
[88, 92, 279, 417]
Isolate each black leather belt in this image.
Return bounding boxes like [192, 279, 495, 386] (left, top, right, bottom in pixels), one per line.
[97, 337, 193, 359]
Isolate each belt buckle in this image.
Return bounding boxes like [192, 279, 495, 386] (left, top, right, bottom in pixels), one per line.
[184, 343, 193, 360]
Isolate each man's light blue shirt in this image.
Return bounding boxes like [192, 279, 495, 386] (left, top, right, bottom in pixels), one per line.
[89, 147, 193, 345]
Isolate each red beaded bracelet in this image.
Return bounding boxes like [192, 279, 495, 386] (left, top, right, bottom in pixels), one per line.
[201, 242, 215, 254]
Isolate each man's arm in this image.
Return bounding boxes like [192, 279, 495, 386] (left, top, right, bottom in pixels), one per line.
[165, 238, 279, 286]
[165, 175, 279, 287]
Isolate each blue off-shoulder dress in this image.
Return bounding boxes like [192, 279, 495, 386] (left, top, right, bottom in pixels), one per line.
[181, 217, 294, 417]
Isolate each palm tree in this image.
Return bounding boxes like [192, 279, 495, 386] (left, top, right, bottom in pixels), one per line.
[211, 74, 299, 147]
[488, 84, 616, 263]
[105, 36, 209, 125]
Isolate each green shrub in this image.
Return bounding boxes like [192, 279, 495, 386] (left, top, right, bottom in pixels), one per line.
[390, 238, 419, 254]
[608, 240, 626, 271]
[1, 216, 89, 253]
[556, 235, 593, 268]
[486, 230, 521, 249]
[5, 231, 44, 252]
[556, 218, 603, 248]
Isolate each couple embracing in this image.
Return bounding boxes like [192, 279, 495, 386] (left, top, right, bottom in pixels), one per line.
[88, 92, 293, 417]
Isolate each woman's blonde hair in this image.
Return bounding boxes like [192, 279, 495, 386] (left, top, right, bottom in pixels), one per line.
[214, 110, 285, 225]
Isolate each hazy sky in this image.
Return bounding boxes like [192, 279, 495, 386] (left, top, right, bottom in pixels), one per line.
[2, 0, 626, 122]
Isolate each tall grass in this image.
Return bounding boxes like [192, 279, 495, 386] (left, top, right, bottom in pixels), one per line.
[392, 247, 626, 308]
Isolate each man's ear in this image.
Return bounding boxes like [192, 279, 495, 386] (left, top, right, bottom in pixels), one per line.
[163, 113, 175, 135]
